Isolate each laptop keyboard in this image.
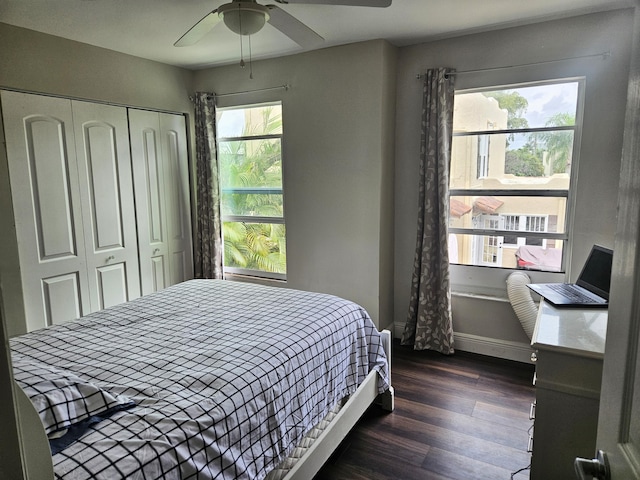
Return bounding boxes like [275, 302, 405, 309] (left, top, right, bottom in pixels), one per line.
[547, 284, 599, 303]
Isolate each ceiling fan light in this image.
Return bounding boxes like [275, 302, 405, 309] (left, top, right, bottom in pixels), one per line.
[219, 2, 270, 36]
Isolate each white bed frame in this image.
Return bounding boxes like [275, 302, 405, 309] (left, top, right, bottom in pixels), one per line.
[15, 329, 395, 480]
[283, 328, 395, 480]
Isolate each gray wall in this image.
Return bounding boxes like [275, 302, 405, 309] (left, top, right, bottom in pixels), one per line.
[0, 8, 637, 477]
[192, 39, 397, 330]
[0, 9, 635, 348]
[394, 9, 635, 358]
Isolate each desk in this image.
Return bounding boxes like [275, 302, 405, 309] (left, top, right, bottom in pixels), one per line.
[530, 300, 607, 480]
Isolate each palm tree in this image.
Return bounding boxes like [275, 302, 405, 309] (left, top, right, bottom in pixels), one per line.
[538, 113, 575, 174]
[218, 106, 287, 274]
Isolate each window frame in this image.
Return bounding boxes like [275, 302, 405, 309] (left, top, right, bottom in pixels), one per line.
[449, 78, 585, 278]
[216, 102, 287, 281]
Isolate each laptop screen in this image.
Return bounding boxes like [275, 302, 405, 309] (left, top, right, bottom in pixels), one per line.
[576, 245, 613, 300]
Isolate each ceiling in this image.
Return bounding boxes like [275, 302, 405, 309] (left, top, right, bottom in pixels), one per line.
[0, 0, 635, 70]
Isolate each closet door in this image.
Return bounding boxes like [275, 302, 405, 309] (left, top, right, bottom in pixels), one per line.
[129, 109, 193, 295]
[129, 109, 170, 294]
[2, 91, 90, 330]
[160, 113, 194, 285]
[71, 101, 141, 309]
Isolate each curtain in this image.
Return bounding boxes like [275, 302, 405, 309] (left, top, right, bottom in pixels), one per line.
[401, 68, 456, 354]
[193, 92, 224, 279]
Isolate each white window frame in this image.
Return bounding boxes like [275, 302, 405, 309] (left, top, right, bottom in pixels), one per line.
[216, 102, 287, 281]
[449, 78, 585, 294]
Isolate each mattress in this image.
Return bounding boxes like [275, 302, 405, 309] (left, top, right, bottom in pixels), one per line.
[11, 279, 389, 480]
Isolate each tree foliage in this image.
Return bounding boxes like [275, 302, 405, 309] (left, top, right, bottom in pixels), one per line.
[505, 145, 544, 176]
[218, 106, 286, 274]
[537, 112, 575, 174]
[484, 91, 529, 130]
[486, 90, 574, 177]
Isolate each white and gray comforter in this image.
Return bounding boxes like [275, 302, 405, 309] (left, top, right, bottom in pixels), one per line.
[11, 279, 389, 480]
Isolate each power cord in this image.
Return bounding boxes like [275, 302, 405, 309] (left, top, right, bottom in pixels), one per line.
[510, 463, 530, 479]
[510, 423, 533, 478]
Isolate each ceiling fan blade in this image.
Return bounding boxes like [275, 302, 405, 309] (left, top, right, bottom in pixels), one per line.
[174, 10, 221, 47]
[267, 5, 324, 48]
[275, 0, 391, 6]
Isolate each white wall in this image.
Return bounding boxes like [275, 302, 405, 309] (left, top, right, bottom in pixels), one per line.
[192, 40, 397, 330]
[394, 9, 635, 360]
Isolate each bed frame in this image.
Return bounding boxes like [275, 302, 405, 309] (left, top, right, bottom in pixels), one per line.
[15, 329, 394, 480]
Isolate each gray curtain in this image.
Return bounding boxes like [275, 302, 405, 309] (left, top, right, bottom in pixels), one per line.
[401, 68, 456, 354]
[193, 92, 224, 279]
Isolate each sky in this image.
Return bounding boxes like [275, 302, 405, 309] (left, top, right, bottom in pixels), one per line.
[493, 81, 579, 151]
[511, 81, 579, 128]
[217, 108, 245, 138]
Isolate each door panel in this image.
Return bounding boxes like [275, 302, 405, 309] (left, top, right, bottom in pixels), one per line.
[171, 252, 187, 285]
[83, 122, 124, 249]
[2, 91, 90, 330]
[130, 109, 170, 295]
[72, 101, 141, 309]
[26, 117, 77, 259]
[95, 264, 128, 310]
[160, 113, 193, 284]
[42, 273, 82, 326]
[151, 256, 167, 292]
[142, 128, 165, 244]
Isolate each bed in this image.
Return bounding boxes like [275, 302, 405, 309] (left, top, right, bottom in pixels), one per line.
[11, 279, 393, 480]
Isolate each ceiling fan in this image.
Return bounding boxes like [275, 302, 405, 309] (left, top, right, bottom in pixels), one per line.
[174, 0, 392, 49]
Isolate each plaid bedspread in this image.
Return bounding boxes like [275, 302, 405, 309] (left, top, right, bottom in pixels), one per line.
[11, 280, 389, 480]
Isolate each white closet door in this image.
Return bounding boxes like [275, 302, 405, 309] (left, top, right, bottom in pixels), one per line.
[129, 109, 193, 295]
[129, 109, 171, 294]
[2, 91, 90, 330]
[71, 101, 141, 309]
[160, 113, 194, 285]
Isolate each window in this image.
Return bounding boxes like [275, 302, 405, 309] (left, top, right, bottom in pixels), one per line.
[216, 102, 286, 280]
[449, 80, 581, 273]
[503, 214, 548, 247]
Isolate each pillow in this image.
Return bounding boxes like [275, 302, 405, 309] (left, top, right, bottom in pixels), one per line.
[12, 356, 133, 436]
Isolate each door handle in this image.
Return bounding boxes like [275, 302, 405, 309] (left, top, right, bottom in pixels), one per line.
[574, 450, 610, 480]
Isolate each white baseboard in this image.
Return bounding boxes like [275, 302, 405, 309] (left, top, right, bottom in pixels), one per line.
[393, 323, 534, 364]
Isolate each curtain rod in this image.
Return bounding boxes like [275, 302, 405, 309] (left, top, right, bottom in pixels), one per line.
[415, 51, 611, 79]
[191, 84, 290, 101]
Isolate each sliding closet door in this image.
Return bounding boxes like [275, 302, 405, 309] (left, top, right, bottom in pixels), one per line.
[2, 91, 91, 330]
[72, 101, 141, 309]
[129, 109, 193, 295]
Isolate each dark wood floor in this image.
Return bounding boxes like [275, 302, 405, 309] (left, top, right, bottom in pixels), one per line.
[314, 340, 536, 480]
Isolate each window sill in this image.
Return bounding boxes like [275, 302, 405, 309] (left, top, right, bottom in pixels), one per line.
[452, 291, 510, 303]
[224, 273, 287, 288]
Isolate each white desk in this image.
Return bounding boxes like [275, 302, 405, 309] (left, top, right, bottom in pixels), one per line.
[529, 300, 607, 480]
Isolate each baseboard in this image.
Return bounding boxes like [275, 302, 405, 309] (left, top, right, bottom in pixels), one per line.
[393, 323, 534, 364]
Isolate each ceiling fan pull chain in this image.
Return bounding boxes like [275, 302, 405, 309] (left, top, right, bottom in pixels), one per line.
[239, 3, 246, 68]
[249, 34, 254, 79]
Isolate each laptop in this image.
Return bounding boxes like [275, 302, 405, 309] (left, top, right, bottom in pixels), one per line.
[527, 245, 613, 308]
